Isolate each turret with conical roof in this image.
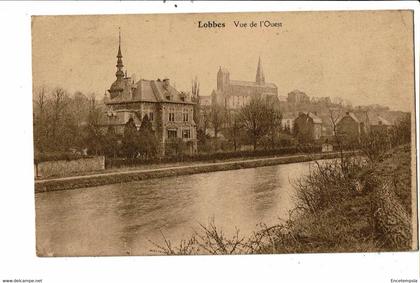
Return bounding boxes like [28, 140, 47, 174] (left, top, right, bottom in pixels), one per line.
[255, 57, 265, 85]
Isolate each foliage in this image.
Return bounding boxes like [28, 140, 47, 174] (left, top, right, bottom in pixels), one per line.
[372, 145, 412, 216]
[191, 76, 201, 127]
[282, 124, 292, 135]
[238, 97, 282, 151]
[210, 104, 226, 138]
[360, 112, 411, 163]
[199, 107, 211, 136]
[293, 157, 365, 214]
[34, 152, 91, 164]
[102, 127, 120, 158]
[391, 112, 411, 146]
[121, 118, 139, 158]
[33, 86, 104, 154]
[196, 129, 212, 153]
[165, 137, 187, 156]
[84, 96, 104, 155]
[150, 219, 247, 255]
[224, 111, 243, 151]
[138, 114, 159, 159]
[105, 145, 323, 168]
[359, 130, 391, 163]
[278, 133, 296, 147]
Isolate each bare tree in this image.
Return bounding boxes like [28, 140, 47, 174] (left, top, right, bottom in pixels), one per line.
[33, 86, 49, 152]
[210, 103, 225, 138]
[238, 97, 275, 151]
[33, 86, 106, 155]
[191, 76, 201, 128]
[225, 110, 242, 151]
[201, 107, 210, 135]
[326, 106, 343, 153]
[85, 94, 104, 155]
[50, 87, 68, 142]
[71, 91, 90, 126]
[33, 86, 48, 115]
[266, 108, 282, 149]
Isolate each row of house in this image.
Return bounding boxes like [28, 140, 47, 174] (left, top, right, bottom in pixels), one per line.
[292, 111, 396, 144]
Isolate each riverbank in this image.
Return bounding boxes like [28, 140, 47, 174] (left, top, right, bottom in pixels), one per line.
[34, 151, 353, 193]
[268, 144, 414, 253]
[151, 144, 415, 255]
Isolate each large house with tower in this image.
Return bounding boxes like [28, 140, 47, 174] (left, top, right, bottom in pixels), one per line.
[102, 32, 197, 155]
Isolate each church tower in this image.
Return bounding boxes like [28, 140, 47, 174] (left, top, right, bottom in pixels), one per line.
[217, 66, 230, 92]
[255, 57, 265, 85]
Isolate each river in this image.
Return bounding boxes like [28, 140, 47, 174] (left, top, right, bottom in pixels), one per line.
[35, 160, 316, 256]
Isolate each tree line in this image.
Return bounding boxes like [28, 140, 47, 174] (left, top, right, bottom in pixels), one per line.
[33, 86, 163, 159]
[33, 86, 103, 155]
[199, 97, 291, 153]
[34, 83, 411, 161]
[33, 85, 291, 158]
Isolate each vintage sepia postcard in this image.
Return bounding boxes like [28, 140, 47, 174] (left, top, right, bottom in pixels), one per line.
[32, 11, 418, 257]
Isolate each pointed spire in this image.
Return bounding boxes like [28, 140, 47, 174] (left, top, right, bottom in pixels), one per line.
[115, 27, 124, 79]
[256, 57, 265, 85]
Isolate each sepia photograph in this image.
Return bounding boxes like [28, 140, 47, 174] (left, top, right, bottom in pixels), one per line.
[31, 10, 417, 257]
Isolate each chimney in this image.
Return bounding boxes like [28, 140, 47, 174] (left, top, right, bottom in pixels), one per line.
[180, 92, 186, 101]
[163, 78, 170, 90]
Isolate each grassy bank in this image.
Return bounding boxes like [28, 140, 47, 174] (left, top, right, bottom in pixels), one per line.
[35, 151, 351, 193]
[151, 144, 414, 255]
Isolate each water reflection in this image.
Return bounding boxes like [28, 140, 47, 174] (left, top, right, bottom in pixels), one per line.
[36, 161, 313, 256]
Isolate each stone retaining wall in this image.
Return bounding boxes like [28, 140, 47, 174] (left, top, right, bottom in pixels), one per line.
[35, 156, 105, 179]
[35, 152, 354, 193]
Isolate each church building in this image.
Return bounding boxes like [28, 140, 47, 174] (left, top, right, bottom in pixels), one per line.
[102, 32, 197, 155]
[211, 58, 279, 110]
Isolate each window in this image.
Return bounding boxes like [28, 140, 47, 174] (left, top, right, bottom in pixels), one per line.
[182, 129, 191, 139]
[149, 112, 154, 121]
[182, 108, 190, 122]
[168, 112, 175, 122]
[183, 112, 189, 122]
[167, 129, 177, 139]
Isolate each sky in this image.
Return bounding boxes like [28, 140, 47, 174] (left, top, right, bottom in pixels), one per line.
[32, 11, 414, 111]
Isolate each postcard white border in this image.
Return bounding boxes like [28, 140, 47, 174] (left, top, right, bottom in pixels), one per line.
[0, 1, 418, 283]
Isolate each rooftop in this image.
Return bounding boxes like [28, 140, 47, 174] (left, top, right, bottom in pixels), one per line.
[230, 79, 277, 89]
[107, 78, 194, 105]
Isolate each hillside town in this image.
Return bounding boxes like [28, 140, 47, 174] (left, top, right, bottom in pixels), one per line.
[33, 31, 409, 166]
[98, 33, 406, 158]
